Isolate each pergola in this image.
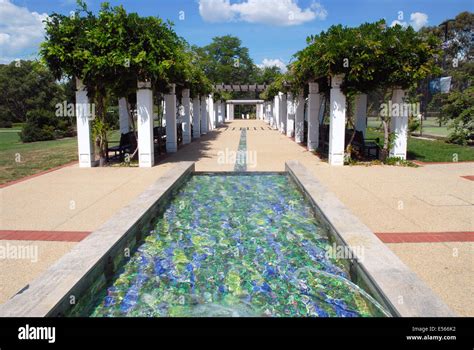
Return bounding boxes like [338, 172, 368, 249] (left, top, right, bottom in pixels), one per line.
[76, 83, 267, 168]
[261, 75, 409, 165]
[213, 84, 267, 92]
[75, 78, 408, 169]
[225, 99, 264, 120]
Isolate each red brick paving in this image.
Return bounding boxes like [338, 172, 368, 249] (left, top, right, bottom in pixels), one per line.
[0, 230, 91, 242]
[376, 231, 474, 243]
[412, 160, 474, 166]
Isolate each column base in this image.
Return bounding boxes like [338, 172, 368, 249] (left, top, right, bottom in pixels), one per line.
[166, 142, 178, 153]
[328, 153, 344, 166]
[138, 153, 154, 167]
[79, 154, 93, 168]
[389, 151, 406, 160]
[307, 142, 318, 152]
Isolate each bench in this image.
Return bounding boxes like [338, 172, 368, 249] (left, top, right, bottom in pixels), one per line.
[351, 130, 380, 159]
[106, 132, 136, 162]
[153, 126, 166, 155]
[318, 126, 380, 160]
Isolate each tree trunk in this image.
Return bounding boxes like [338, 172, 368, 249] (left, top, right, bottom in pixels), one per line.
[381, 118, 389, 161]
[94, 92, 108, 167]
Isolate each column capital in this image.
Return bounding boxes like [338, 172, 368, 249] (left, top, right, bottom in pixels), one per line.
[331, 74, 344, 88]
[308, 82, 319, 94]
[137, 80, 152, 89]
[75, 78, 85, 91]
[168, 83, 176, 94]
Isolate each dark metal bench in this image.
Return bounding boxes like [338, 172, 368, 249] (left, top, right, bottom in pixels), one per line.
[351, 130, 380, 159]
[107, 132, 136, 162]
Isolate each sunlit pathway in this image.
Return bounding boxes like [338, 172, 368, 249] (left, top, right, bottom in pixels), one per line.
[0, 118, 473, 315]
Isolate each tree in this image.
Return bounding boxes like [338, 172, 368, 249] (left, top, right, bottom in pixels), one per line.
[441, 86, 474, 145]
[0, 60, 65, 128]
[255, 66, 283, 85]
[420, 12, 473, 143]
[198, 35, 256, 86]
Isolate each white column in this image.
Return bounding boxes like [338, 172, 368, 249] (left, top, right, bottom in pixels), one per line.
[200, 95, 208, 134]
[192, 96, 201, 138]
[165, 84, 177, 153]
[118, 98, 130, 134]
[295, 92, 305, 143]
[226, 104, 230, 121]
[217, 101, 223, 124]
[273, 92, 280, 132]
[267, 102, 272, 125]
[272, 95, 279, 129]
[355, 94, 368, 137]
[230, 104, 234, 120]
[208, 95, 215, 130]
[75, 79, 94, 167]
[182, 89, 191, 144]
[328, 75, 346, 166]
[279, 92, 287, 134]
[137, 81, 154, 167]
[389, 88, 408, 159]
[307, 82, 321, 151]
[286, 92, 295, 137]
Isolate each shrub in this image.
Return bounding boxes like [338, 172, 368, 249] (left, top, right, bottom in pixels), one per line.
[0, 119, 12, 128]
[408, 117, 421, 133]
[19, 108, 58, 142]
[20, 123, 55, 142]
[442, 87, 474, 145]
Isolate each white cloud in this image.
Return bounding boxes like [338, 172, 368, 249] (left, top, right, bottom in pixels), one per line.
[0, 0, 48, 62]
[199, 0, 327, 26]
[390, 12, 428, 31]
[198, 0, 235, 23]
[410, 12, 428, 31]
[258, 58, 287, 72]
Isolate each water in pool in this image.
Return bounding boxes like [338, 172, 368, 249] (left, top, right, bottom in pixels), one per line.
[90, 174, 388, 317]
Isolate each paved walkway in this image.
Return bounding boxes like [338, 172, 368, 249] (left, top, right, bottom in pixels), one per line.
[1, 119, 473, 315]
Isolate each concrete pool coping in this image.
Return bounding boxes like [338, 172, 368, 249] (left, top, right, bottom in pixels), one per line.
[0, 160, 456, 317]
[285, 160, 456, 317]
[0, 161, 195, 317]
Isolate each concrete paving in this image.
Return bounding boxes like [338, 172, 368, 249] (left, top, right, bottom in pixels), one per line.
[0, 119, 472, 315]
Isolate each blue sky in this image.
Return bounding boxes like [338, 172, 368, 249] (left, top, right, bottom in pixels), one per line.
[1, 0, 472, 66]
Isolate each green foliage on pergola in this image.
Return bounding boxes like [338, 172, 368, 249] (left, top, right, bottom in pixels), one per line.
[40, 1, 211, 164]
[40, 1, 208, 96]
[263, 20, 442, 99]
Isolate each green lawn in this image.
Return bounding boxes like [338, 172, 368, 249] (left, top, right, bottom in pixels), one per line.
[366, 129, 474, 162]
[418, 118, 450, 138]
[367, 117, 450, 138]
[0, 129, 127, 185]
[0, 129, 78, 185]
